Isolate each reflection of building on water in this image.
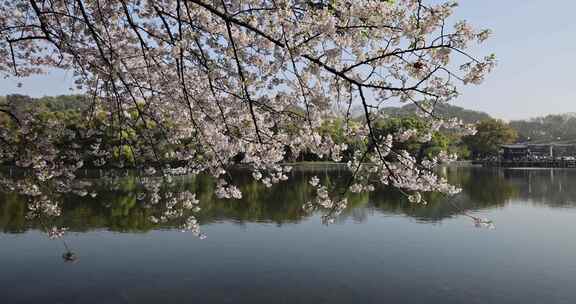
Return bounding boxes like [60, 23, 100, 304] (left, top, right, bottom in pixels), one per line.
[502, 168, 576, 207]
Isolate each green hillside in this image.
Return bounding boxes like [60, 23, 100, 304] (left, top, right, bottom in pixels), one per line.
[379, 103, 492, 123]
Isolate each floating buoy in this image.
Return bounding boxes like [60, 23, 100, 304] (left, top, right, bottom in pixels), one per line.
[62, 251, 78, 263]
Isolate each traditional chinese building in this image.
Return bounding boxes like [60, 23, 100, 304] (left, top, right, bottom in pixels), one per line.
[500, 144, 529, 160]
[499, 143, 576, 161]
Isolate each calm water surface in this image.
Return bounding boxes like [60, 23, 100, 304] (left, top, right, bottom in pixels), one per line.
[1, 166, 576, 304]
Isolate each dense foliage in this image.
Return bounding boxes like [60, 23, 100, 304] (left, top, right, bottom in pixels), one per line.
[462, 119, 518, 158]
[379, 103, 491, 123]
[1, 94, 480, 162]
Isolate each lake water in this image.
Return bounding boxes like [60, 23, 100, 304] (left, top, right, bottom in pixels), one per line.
[1, 166, 576, 304]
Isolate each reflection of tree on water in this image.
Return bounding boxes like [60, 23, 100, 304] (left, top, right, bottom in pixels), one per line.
[0, 169, 364, 233]
[0, 192, 26, 233]
[353, 167, 507, 223]
[503, 169, 576, 207]
[0, 170, 316, 233]
[373, 167, 576, 223]
[2, 167, 576, 233]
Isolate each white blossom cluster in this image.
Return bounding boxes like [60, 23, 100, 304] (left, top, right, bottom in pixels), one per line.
[47, 226, 68, 240]
[303, 176, 348, 224]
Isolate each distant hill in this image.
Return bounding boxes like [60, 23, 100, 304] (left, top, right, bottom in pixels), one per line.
[0, 94, 89, 123]
[1, 94, 89, 112]
[378, 103, 492, 123]
[510, 114, 576, 143]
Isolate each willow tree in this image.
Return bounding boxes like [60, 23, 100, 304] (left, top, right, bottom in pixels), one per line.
[0, 0, 495, 231]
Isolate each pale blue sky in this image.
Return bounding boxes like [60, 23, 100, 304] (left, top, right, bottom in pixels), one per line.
[453, 0, 576, 120]
[1, 0, 575, 120]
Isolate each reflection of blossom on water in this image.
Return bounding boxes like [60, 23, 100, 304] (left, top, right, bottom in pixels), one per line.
[27, 196, 62, 218]
[134, 178, 206, 238]
[408, 192, 423, 204]
[309, 176, 320, 187]
[48, 226, 68, 239]
[1, 171, 210, 240]
[215, 179, 242, 199]
[304, 178, 348, 225]
[182, 216, 206, 239]
[473, 217, 496, 229]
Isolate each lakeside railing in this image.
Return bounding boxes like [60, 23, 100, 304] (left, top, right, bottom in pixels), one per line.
[475, 159, 576, 168]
